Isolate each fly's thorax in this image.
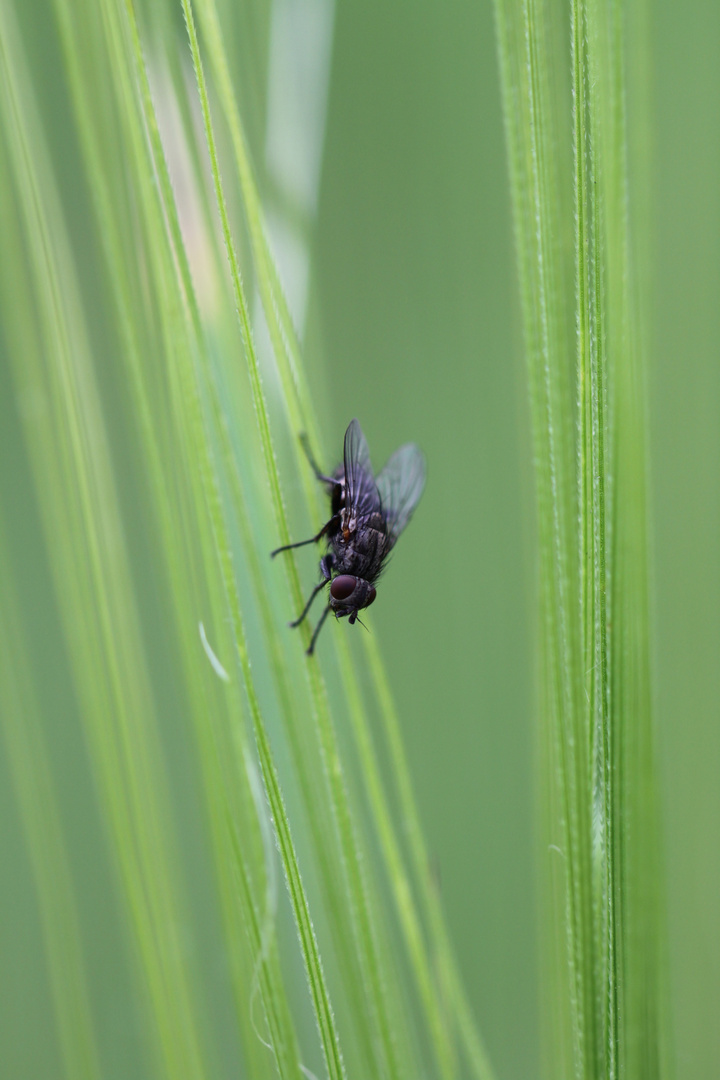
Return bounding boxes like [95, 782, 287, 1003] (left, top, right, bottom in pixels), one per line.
[331, 522, 389, 581]
[341, 507, 385, 535]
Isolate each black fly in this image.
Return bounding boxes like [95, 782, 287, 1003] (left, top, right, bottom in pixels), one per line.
[271, 419, 426, 654]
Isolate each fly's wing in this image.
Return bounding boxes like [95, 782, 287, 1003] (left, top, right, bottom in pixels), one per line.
[376, 443, 426, 547]
[343, 419, 381, 520]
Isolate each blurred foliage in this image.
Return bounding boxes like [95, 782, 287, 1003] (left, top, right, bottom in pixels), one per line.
[0, 0, 718, 1078]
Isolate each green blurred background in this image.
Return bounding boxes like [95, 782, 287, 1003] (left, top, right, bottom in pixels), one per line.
[1, 0, 718, 1077]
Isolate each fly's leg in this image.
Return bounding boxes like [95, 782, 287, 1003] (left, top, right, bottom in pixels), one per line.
[300, 434, 341, 488]
[306, 606, 331, 655]
[289, 581, 327, 628]
[271, 534, 320, 558]
[288, 554, 334, 628]
[304, 555, 335, 653]
[270, 516, 339, 558]
[319, 554, 334, 580]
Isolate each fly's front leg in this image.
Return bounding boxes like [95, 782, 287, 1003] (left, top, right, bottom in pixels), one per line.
[302, 555, 337, 654]
[289, 554, 334, 629]
[319, 554, 334, 581]
[289, 581, 327, 628]
[307, 607, 331, 655]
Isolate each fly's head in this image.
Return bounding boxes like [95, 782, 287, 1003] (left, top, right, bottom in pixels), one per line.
[329, 575, 376, 621]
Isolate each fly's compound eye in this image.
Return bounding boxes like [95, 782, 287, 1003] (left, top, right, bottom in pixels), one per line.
[330, 575, 357, 601]
[367, 586, 377, 606]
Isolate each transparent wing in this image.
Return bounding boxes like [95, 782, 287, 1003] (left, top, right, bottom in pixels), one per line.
[376, 443, 426, 546]
[344, 418, 381, 519]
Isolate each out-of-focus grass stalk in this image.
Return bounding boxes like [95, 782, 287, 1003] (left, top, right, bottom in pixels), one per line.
[0, 1, 300, 1077]
[0, 14, 212, 1078]
[0, 543, 99, 1080]
[26, 0, 298, 1074]
[494, 0, 669, 1076]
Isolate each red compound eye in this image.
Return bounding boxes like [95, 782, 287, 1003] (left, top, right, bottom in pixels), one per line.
[366, 586, 377, 606]
[330, 575, 357, 601]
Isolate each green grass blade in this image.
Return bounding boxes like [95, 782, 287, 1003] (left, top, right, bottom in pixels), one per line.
[95, 3, 306, 1073]
[1, 2, 308, 1075]
[178, 4, 360, 1076]
[185, 4, 496, 1074]
[494, 0, 669, 1075]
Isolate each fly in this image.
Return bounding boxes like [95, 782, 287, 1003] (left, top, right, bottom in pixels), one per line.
[271, 419, 426, 654]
